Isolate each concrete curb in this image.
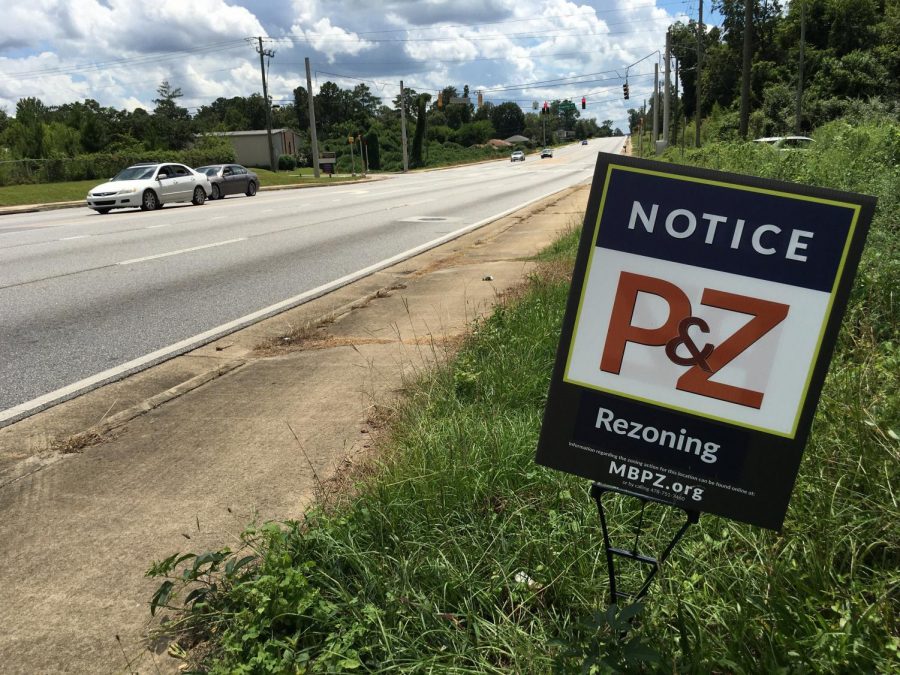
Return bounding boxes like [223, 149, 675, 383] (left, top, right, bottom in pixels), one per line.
[0, 176, 384, 217]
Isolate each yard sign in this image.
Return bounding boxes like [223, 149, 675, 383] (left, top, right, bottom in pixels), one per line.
[536, 154, 875, 530]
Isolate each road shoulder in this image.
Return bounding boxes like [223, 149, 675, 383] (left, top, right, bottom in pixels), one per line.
[0, 184, 591, 672]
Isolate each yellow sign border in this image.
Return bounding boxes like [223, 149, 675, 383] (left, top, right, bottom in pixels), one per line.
[563, 163, 861, 439]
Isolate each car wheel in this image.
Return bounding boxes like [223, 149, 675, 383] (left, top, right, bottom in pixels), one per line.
[94, 208, 111, 215]
[246, 181, 257, 197]
[211, 184, 221, 200]
[192, 186, 206, 205]
[141, 189, 159, 211]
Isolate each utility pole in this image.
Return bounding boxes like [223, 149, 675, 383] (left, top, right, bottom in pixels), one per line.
[795, 0, 806, 134]
[400, 80, 409, 172]
[675, 56, 684, 149]
[663, 31, 671, 147]
[257, 37, 277, 172]
[739, 0, 753, 138]
[652, 61, 659, 150]
[304, 57, 321, 178]
[696, 0, 703, 147]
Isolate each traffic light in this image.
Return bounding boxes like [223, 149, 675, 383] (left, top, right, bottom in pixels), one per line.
[623, 83, 630, 100]
[581, 96, 586, 110]
[542, 101, 549, 115]
[437, 92, 443, 109]
[477, 91, 483, 108]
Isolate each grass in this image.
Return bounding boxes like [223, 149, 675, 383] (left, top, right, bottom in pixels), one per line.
[0, 168, 366, 208]
[0, 179, 101, 207]
[147, 114, 898, 673]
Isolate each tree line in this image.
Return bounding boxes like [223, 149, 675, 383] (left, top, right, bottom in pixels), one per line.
[0, 76, 621, 175]
[632, 0, 899, 140]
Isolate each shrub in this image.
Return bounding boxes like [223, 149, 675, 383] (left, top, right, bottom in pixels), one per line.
[277, 154, 296, 170]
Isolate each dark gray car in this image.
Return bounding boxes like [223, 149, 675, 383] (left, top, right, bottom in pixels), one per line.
[194, 164, 259, 200]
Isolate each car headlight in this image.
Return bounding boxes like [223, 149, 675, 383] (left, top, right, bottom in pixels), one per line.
[117, 187, 139, 195]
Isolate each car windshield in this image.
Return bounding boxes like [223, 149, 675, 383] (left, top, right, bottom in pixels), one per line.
[113, 166, 157, 180]
[196, 166, 220, 176]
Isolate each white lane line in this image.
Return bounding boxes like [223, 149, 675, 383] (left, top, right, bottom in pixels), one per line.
[117, 238, 246, 265]
[60, 235, 89, 241]
[262, 209, 273, 213]
[211, 216, 227, 221]
[328, 189, 370, 196]
[1, 183, 572, 427]
[146, 223, 171, 229]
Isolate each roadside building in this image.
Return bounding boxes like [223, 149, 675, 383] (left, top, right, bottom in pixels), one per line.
[212, 129, 302, 169]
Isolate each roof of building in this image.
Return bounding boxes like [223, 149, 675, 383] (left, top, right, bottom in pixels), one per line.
[209, 129, 294, 137]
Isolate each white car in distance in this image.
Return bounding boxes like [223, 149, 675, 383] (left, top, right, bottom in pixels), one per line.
[86, 162, 211, 214]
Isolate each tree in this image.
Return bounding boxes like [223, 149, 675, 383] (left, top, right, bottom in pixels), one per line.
[315, 81, 350, 132]
[365, 130, 381, 170]
[554, 99, 580, 131]
[14, 97, 46, 158]
[454, 120, 494, 146]
[151, 81, 193, 150]
[490, 102, 525, 138]
[350, 84, 380, 127]
[393, 87, 419, 122]
[79, 113, 107, 153]
[627, 108, 643, 133]
[293, 86, 310, 131]
[473, 101, 494, 122]
[410, 93, 430, 166]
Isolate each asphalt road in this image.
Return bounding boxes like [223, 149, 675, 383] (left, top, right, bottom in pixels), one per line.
[0, 138, 624, 424]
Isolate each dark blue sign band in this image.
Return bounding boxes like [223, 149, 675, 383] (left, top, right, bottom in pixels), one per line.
[573, 391, 749, 483]
[594, 166, 857, 293]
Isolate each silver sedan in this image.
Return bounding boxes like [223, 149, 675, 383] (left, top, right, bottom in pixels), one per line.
[194, 164, 260, 200]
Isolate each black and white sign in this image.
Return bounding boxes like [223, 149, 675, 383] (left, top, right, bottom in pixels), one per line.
[536, 154, 875, 529]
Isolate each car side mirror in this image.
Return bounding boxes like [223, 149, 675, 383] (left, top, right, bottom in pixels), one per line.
[158, 173, 168, 180]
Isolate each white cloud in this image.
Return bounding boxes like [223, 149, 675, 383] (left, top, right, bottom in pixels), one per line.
[0, 1, 695, 128]
[289, 17, 373, 62]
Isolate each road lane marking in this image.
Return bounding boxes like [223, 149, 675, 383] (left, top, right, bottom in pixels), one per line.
[145, 223, 172, 229]
[60, 235, 89, 240]
[117, 238, 246, 265]
[1, 183, 576, 426]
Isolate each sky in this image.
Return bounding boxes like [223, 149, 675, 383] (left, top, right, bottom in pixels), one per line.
[0, 0, 718, 131]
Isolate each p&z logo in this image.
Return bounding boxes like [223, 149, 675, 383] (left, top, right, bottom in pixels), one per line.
[600, 272, 788, 409]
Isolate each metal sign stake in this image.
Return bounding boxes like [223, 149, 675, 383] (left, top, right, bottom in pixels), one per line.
[590, 483, 700, 604]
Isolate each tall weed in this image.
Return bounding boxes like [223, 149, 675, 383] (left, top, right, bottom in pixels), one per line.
[149, 115, 898, 673]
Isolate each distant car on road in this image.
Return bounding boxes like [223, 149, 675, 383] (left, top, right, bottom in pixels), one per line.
[510, 150, 525, 162]
[581, 139, 589, 145]
[540, 148, 554, 158]
[194, 164, 260, 200]
[86, 163, 210, 214]
[753, 136, 814, 150]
